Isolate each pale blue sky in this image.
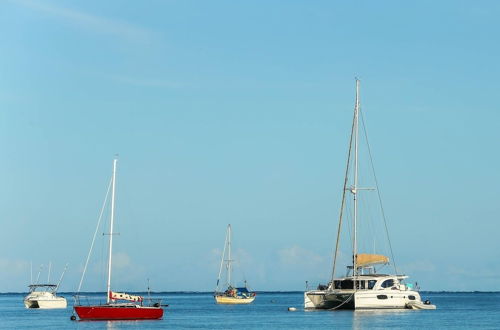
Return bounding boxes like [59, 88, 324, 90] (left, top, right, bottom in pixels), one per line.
[1, 0, 499, 292]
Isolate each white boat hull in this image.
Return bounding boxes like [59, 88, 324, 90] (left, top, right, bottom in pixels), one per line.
[406, 300, 437, 310]
[305, 289, 423, 310]
[24, 297, 67, 309]
[353, 290, 421, 309]
[24, 292, 67, 309]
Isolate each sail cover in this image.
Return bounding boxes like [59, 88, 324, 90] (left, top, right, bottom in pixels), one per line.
[109, 291, 143, 302]
[356, 253, 389, 267]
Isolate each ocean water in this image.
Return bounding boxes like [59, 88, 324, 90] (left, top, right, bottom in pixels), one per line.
[1, 292, 499, 329]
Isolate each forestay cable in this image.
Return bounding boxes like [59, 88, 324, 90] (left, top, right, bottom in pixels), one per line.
[77, 177, 113, 293]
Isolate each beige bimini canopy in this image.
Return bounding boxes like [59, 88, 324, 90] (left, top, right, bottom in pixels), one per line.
[356, 253, 389, 267]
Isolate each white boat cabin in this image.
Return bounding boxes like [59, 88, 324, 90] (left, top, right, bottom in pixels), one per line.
[329, 274, 416, 292]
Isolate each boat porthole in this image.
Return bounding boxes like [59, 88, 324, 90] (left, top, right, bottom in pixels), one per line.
[377, 295, 388, 300]
[408, 295, 416, 300]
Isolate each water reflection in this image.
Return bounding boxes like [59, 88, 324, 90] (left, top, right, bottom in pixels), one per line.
[105, 320, 142, 329]
[75, 319, 162, 329]
[352, 309, 412, 330]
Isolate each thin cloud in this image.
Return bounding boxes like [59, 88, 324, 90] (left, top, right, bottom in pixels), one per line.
[447, 266, 498, 280]
[278, 245, 324, 267]
[0, 258, 29, 276]
[399, 260, 436, 273]
[13, 0, 152, 42]
[112, 252, 131, 269]
[110, 74, 186, 89]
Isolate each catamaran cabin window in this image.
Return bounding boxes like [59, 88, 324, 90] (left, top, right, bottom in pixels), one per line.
[381, 279, 394, 288]
[334, 280, 354, 289]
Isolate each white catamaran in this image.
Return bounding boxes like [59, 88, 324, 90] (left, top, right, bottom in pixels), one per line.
[304, 79, 435, 310]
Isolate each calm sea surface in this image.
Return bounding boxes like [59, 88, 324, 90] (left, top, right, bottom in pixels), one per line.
[1, 292, 499, 329]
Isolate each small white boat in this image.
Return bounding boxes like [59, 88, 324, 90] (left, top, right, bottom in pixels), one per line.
[24, 263, 68, 309]
[24, 284, 67, 309]
[406, 300, 437, 310]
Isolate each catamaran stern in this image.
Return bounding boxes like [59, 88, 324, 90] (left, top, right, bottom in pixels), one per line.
[305, 290, 354, 310]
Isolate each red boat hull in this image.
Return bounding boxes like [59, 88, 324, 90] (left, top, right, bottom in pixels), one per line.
[74, 305, 163, 320]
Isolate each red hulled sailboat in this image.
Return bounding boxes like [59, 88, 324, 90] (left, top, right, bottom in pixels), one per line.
[73, 158, 163, 320]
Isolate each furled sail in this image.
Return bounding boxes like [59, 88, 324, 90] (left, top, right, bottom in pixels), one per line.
[109, 291, 143, 302]
[356, 253, 389, 267]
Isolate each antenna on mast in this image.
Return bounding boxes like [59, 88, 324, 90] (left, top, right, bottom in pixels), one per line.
[56, 264, 68, 291]
[147, 278, 152, 303]
[227, 224, 232, 288]
[35, 264, 43, 285]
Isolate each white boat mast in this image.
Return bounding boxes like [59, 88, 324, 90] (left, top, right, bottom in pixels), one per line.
[215, 224, 236, 292]
[35, 264, 43, 285]
[56, 263, 68, 291]
[216, 228, 228, 292]
[353, 78, 360, 281]
[106, 158, 118, 304]
[227, 224, 232, 287]
[48, 261, 51, 283]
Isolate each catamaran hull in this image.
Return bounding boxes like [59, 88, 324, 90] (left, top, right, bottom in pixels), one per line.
[74, 306, 163, 320]
[24, 297, 67, 309]
[351, 290, 422, 309]
[215, 296, 255, 304]
[305, 290, 422, 310]
[304, 291, 354, 310]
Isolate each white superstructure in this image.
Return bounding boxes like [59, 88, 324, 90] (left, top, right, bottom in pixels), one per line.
[24, 284, 67, 309]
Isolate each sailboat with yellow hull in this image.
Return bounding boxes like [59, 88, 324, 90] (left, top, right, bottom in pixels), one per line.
[214, 224, 256, 305]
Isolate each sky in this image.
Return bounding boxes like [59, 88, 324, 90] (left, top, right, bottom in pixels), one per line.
[1, 0, 499, 292]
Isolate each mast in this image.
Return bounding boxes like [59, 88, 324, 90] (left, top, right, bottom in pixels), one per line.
[56, 264, 68, 291]
[106, 158, 118, 304]
[48, 261, 51, 283]
[227, 224, 232, 287]
[353, 79, 360, 281]
[216, 227, 228, 293]
[35, 264, 43, 285]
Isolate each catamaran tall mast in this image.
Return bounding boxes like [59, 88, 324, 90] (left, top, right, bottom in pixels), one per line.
[353, 79, 360, 280]
[106, 158, 117, 304]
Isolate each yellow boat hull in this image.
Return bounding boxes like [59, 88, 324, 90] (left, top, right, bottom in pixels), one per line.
[215, 295, 255, 304]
